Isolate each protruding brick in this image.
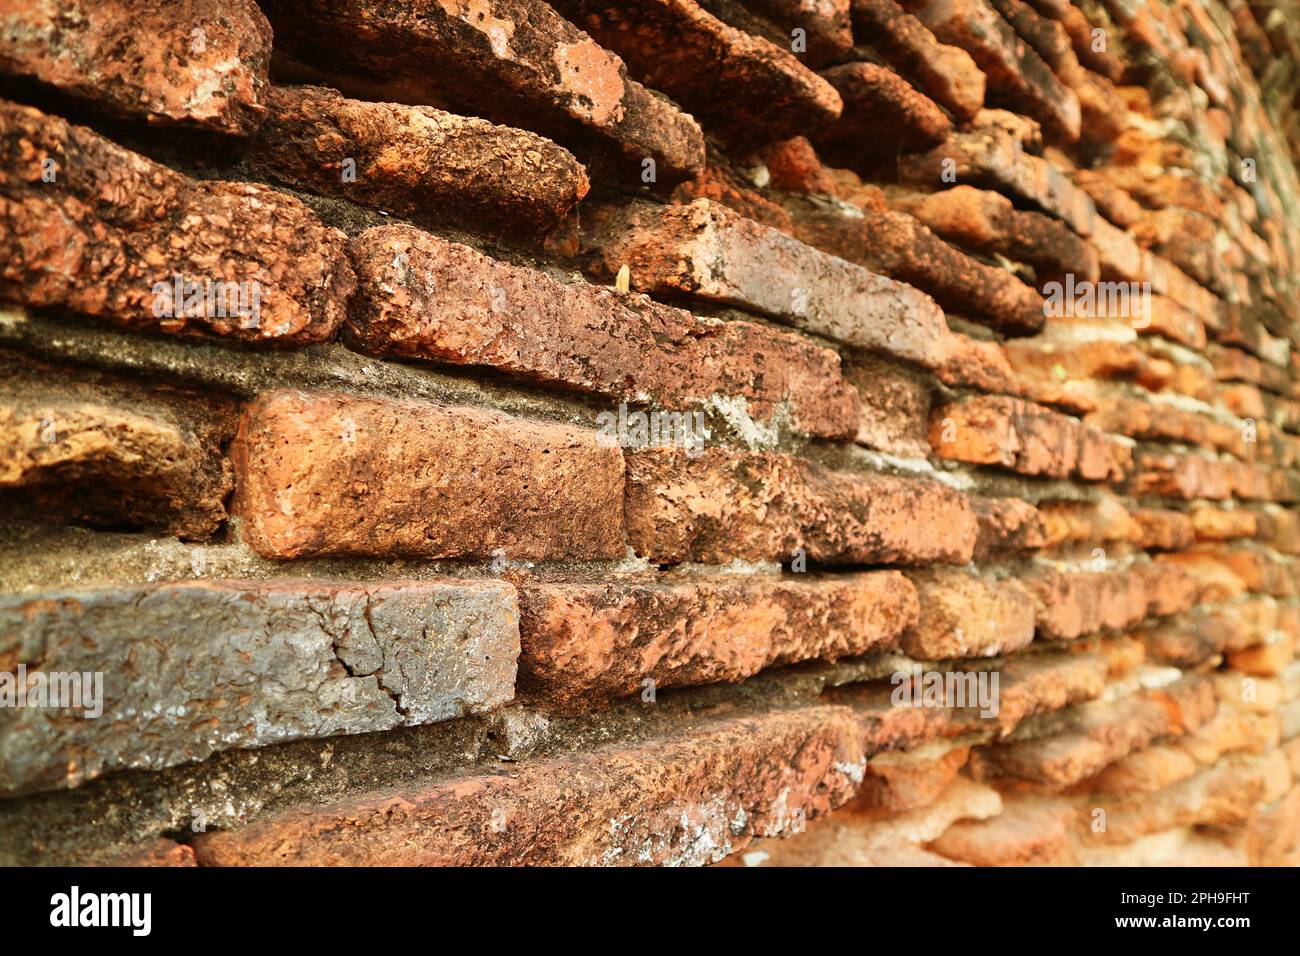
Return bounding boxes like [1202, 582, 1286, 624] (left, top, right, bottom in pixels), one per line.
[740, 0, 853, 65]
[232, 391, 625, 560]
[971, 496, 1047, 560]
[0, 100, 352, 345]
[624, 447, 977, 566]
[842, 354, 932, 457]
[786, 197, 1047, 334]
[584, 199, 960, 367]
[249, 85, 588, 237]
[190, 705, 869, 865]
[1024, 567, 1151, 641]
[257, 0, 705, 186]
[904, 185, 1099, 285]
[0, 354, 233, 539]
[906, 0, 1081, 141]
[550, 0, 842, 147]
[518, 571, 918, 704]
[347, 225, 858, 439]
[815, 62, 952, 167]
[850, 0, 986, 120]
[970, 677, 1217, 788]
[0, 0, 271, 134]
[0, 579, 520, 796]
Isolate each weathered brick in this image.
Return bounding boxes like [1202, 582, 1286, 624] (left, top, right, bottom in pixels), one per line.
[786, 197, 1047, 334]
[904, 185, 1099, 285]
[1024, 567, 1151, 641]
[902, 127, 1098, 237]
[518, 571, 918, 704]
[815, 62, 952, 167]
[970, 677, 1217, 788]
[971, 496, 1047, 560]
[232, 391, 625, 560]
[902, 569, 1036, 659]
[347, 225, 859, 439]
[550, 0, 842, 147]
[0, 353, 233, 539]
[190, 705, 869, 865]
[624, 446, 977, 566]
[248, 85, 588, 237]
[584, 199, 959, 367]
[929, 793, 1077, 865]
[0, 579, 520, 796]
[842, 355, 932, 457]
[906, 0, 1081, 141]
[853, 744, 972, 815]
[1130, 508, 1195, 552]
[0, 100, 353, 345]
[0, 0, 271, 134]
[740, 0, 853, 65]
[1093, 751, 1292, 845]
[257, 0, 704, 186]
[850, 0, 986, 120]
[930, 396, 1128, 481]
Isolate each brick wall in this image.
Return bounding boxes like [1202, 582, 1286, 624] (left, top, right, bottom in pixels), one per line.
[1, 0, 1299, 867]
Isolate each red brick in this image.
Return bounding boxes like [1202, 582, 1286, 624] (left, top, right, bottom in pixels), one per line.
[902, 569, 1036, 659]
[786, 197, 1047, 334]
[0, 353, 233, 539]
[624, 447, 977, 566]
[0, 0, 271, 134]
[232, 390, 625, 560]
[930, 396, 1128, 481]
[257, 0, 705, 186]
[1024, 567, 1151, 641]
[584, 199, 960, 368]
[518, 571, 917, 704]
[970, 677, 1218, 788]
[347, 224, 859, 439]
[903, 185, 1099, 285]
[550, 0, 842, 148]
[741, 0, 853, 65]
[907, 0, 1081, 141]
[971, 496, 1047, 560]
[850, 0, 986, 120]
[190, 705, 869, 865]
[249, 85, 588, 238]
[842, 355, 932, 457]
[815, 62, 952, 166]
[0, 100, 352, 345]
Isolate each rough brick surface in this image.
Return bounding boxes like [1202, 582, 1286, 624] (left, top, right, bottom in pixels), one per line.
[232, 391, 626, 560]
[256, 0, 705, 186]
[624, 447, 977, 565]
[850, 0, 986, 120]
[550, 0, 842, 147]
[0, 354, 232, 539]
[249, 85, 588, 237]
[518, 571, 917, 703]
[0, 579, 520, 796]
[584, 199, 959, 367]
[189, 705, 869, 865]
[0, 100, 353, 345]
[348, 225, 859, 438]
[0, 0, 272, 134]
